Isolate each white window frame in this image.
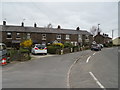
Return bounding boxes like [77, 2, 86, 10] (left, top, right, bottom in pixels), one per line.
[6, 32, 12, 39]
[16, 33, 21, 39]
[56, 34, 61, 39]
[27, 33, 31, 39]
[86, 35, 89, 39]
[74, 42, 77, 46]
[66, 35, 70, 40]
[71, 42, 74, 45]
[78, 35, 82, 39]
[42, 34, 46, 40]
[85, 35, 89, 42]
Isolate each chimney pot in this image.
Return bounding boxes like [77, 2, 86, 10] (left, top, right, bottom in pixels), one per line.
[57, 25, 61, 29]
[21, 22, 24, 27]
[34, 23, 37, 27]
[3, 21, 6, 25]
[76, 27, 80, 30]
[98, 32, 100, 35]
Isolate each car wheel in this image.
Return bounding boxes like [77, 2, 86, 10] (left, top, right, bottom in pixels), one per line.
[45, 53, 47, 55]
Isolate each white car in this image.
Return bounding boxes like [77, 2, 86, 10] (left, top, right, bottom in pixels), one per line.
[31, 44, 47, 55]
[99, 44, 104, 48]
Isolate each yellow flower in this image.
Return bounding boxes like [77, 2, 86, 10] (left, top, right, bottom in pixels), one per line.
[20, 39, 33, 47]
[53, 43, 64, 48]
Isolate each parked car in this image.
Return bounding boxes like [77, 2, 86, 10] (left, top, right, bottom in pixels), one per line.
[0, 43, 9, 65]
[31, 44, 47, 55]
[99, 44, 104, 48]
[91, 44, 101, 51]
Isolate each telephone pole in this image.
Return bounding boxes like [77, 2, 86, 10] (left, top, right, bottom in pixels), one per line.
[112, 30, 114, 40]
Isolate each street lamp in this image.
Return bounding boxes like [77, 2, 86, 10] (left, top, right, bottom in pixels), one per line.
[98, 24, 100, 32]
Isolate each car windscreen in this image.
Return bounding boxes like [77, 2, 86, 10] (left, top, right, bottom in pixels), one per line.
[36, 45, 46, 49]
[92, 44, 97, 46]
[0, 45, 6, 50]
[0, 46, 2, 50]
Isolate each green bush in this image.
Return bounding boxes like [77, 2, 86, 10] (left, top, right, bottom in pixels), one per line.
[19, 47, 30, 53]
[73, 46, 79, 52]
[47, 46, 61, 54]
[64, 43, 73, 48]
[52, 43, 64, 48]
[7, 49, 17, 58]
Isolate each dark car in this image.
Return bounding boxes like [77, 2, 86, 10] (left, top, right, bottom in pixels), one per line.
[91, 44, 101, 51]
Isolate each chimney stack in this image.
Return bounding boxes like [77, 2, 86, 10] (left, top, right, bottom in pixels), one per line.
[3, 21, 6, 25]
[21, 22, 24, 27]
[57, 25, 61, 29]
[76, 27, 80, 30]
[98, 32, 100, 35]
[34, 23, 37, 27]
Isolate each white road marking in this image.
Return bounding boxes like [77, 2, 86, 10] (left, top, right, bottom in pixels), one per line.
[86, 56, 91, 63]
[93, 52, 96, 55]
[67, 58, 79, 88]
[89, 72, 106, 90]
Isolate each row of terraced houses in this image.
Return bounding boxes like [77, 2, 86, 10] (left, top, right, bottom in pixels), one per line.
[0, 21, 112, 47]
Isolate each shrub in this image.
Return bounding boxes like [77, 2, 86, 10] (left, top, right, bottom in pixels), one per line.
[73, 46, 79, 52]
[64, 43, 73, 48]
[20, 39, 33, 48]
[47, 46, 61, 54]
[52, 43, 64, 48]
[19, 47, 30, 53]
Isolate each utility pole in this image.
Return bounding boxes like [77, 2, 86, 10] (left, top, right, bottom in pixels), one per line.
[97, 24, 100, 34]
[112, 30, 114, 40]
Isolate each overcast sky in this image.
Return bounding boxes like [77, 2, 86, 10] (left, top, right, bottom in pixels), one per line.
[0, 1, 118, 39]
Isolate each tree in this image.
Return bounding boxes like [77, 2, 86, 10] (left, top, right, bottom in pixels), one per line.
[90, 26, 102, 36]
[47, 23, 53, 28]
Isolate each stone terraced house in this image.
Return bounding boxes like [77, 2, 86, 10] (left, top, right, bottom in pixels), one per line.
[0, 21, 93, 47]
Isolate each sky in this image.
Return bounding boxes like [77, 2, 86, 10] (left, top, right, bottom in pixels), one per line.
[0, 1, 119, 39]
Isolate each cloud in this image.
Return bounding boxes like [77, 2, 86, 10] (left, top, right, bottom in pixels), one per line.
[0, 2, 118, 38]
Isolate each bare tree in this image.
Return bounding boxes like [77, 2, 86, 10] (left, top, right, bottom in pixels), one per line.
[90, 26, 97, 36]
[47, 23, 53, 28]
[90, 26, 102, 36]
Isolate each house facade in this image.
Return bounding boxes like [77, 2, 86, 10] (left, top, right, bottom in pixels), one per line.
[94, 32, 112, 45]
[113, 37, 120, 45]
[0, 21, 93, 47]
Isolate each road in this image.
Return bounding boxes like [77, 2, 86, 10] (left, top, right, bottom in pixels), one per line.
[70, 47, 118, 89]
[2, 47, 118, 89]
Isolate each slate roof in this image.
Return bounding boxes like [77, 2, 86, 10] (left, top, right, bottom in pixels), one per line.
[0, 25, 92, 35]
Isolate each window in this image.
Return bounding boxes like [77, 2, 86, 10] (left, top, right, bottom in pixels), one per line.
[78, 35, 81, 39]
[56, 34, 61, 39]
[71, 42, 74, 45]
[78, 35, 82, 42]
[27, 33, 31, 39]
[7, 32, 12, 39]
[66, 35, 70, 40]
[16, 33, 21, 39]
[74, 42, 77, 46]
[85, 35, 89, 42]
[86, 35, 89, 39]
[42, 34, 46, 40]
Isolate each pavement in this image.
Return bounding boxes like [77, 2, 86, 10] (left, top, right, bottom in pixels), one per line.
[2, 47, 118, 89]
